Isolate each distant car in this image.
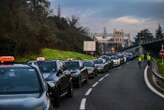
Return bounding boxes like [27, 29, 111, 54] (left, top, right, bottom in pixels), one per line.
[94, 58, 108, 73]
[0, 63, 53, 110]
[125, 52, 134, 61]
[117, 54, 125, 64]
[64, 60, 88, 88]
[100, 55, 113, 69]
[111, 55, 121, 67]
[83, 61, 97, 78]
[29, 60, 73, 106]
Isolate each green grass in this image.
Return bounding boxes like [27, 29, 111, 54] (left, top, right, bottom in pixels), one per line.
[156, 58, 164, 89]
[156, 58, 164, 77]
[17, 48, 95, 62]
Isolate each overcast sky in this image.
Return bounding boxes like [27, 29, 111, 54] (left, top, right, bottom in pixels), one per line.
[50, 0, 164, 37]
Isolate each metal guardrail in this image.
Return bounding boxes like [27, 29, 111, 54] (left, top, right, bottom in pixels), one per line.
[150, 60, 164, 89]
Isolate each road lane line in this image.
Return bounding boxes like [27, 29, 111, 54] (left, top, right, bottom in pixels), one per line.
[80, 98, 86, 110]
[104, 74, 109, 78]
[85, 88, 93, 96]
[144, 66, 164, 98]
[99, 77, 104, 82]
[92, 82, 99, 88]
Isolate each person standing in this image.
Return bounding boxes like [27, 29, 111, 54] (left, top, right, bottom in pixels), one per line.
[146, 53, 151, 66]
[138, 55, 142, 68]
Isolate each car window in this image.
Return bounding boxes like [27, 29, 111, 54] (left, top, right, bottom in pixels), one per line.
[37, 61, 57, 73]
[64, 61, 80, 70]
[0, 67, 42, 94]
[83, 62, 94, 67]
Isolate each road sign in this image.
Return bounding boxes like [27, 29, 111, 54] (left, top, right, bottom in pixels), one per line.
[160, 44, 164, 64]
[160, 50, 164, 57]
[83, 41, 96, 52]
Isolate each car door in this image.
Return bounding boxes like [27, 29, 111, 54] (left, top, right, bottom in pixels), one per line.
[80, 61, 88, 82]
[57, 61, 69, 93]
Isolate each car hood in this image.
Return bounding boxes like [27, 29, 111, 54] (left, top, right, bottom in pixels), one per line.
[0, 93, 48, 110]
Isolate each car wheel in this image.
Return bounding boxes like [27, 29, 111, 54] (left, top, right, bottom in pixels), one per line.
[49, 104, 55, 110]
[77, 77, 82, 88]
[67, 82, 73, 97]
[52, 89, 60, 107]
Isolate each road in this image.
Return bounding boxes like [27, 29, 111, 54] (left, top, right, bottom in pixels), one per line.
[56, 60, 164, 110]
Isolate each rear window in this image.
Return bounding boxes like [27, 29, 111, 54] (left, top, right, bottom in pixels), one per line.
[0, 67, 42, 94]
[37, 61, 57, 73]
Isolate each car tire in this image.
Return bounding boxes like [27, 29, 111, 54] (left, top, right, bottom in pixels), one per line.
[49, 104, 55, 110]
[67, 82, 73, 97]
[77, 77, 82, 88]
[53, 89, 60, 107]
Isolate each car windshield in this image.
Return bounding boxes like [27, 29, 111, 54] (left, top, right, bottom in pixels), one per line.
[0, 67, 42, 94]
[111, 56, 118, 60]
[83, 62, 94, 67]
[94, 59, 103, 64]
[37, 61, 57, 73]
[64, 61, 80, 70]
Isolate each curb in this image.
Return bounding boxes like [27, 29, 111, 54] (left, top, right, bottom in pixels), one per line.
[144, 66, 164, 98]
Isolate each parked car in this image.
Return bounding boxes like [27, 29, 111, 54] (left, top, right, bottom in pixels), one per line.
[0, 58, 53, 110]
[111, 55, 121, 67]
[94, 58, 108, 73]
[83, 61, 97, 78]
[28, 60, 73, 106]
[63, 60, 88, 88]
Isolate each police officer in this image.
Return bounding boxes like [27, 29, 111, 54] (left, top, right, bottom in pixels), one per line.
[138, 55, 142, 68]
[146, 53, 151, 66]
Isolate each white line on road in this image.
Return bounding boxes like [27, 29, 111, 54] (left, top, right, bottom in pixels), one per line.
[144, 66, 164, 98]
[92, 82, 99, 88]
[99, 77, 105, 82]
[104, 74, 109, 78]
[80, 98, 86, 110]
[85, 88, 93, 96]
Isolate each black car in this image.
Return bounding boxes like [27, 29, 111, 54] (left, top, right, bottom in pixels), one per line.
[29, 60, 73, 106]
[0, 64, 53, 110]
[64, 60, 88, 88]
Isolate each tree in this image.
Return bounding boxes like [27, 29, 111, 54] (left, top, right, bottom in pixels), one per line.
[135, 29, 154, 44]
[156, 24, 164, 39]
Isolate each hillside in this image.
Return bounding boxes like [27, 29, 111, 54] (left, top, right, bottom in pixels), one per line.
[17, 48, 95, 62]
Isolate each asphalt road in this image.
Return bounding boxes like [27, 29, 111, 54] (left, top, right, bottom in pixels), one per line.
[56, 61, 164, 110]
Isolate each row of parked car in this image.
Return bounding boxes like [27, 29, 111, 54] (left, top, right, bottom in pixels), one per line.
[0, 51, 136, 110]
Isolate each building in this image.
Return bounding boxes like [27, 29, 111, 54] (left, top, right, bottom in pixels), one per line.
[94, 28, 132, 54]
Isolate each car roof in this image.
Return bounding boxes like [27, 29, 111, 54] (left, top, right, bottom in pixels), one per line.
[0, 64, 31, 68]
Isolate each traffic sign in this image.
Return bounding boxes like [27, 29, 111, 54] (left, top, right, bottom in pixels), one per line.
[160, 50, 164, 57]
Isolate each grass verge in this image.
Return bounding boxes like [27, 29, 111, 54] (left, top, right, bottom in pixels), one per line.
[17, 48, 95, 62]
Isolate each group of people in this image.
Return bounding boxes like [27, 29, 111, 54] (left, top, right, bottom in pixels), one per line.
[138, 53, 152, 68]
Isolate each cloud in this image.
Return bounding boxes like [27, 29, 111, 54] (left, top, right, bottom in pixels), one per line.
[111, 16, 145, 25]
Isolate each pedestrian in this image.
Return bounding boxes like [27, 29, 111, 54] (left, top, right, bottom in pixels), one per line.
[146, 53, 151, 66]
[138, 55, 142, 68]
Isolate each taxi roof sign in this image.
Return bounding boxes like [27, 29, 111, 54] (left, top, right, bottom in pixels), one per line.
[36, 57, 45, 61]
[0, 56, 15, 63]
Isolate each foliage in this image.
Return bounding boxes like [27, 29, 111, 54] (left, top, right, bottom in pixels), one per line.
[156, 24, 164, 39]
[0, 0, 91, 56]
[134, 29, 154, 45]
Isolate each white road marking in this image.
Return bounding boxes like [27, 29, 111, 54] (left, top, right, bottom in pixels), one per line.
[85, 88, 93, 96]
[80, 98, 87, 110]
[144, 66, 164, 98]
[99, 77, 104, 82]
[104, 74, 109, 78]
[92, 82, 99, 88]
